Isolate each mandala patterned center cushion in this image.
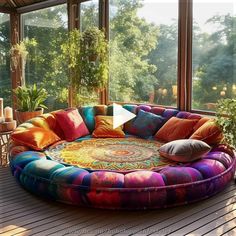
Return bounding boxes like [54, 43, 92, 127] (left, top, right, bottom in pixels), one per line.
[46, 138, 173, 171]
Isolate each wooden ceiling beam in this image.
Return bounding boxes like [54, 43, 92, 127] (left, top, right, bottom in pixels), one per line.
[0, 6, 16, 13]
[17, 0, 66, 13]
[6, 0, 17, 8]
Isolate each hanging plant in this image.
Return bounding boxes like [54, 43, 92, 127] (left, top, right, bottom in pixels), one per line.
[80, 27, 109, 89]
[10, 38, 37, 72]
[59, 27, 109, 105]
[216, 98, 236, 148]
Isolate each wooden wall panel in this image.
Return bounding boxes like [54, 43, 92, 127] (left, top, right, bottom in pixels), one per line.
[99, 0, 108, 105]
[10, 12, 21, 111]
[178, 0, 192, 111]
[67, 0, 79, 107]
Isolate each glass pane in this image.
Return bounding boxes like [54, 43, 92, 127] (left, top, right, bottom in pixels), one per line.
[0, 13, 11, 107]
[79, 0, 100, 105]
[80, 0, 99, 31]
[109, 0, 178, 106]
[22, 4, 68, 111]
[192, 0, 236, 111]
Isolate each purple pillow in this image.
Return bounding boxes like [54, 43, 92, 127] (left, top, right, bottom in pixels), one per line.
[126, 110, 165, 138]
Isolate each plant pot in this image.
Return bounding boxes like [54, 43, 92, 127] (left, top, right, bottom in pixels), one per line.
[15, 108, 44, 124]
[89, 54, 98, 62]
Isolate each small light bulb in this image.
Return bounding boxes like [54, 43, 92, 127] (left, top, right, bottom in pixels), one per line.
[220, 91, 225, 96]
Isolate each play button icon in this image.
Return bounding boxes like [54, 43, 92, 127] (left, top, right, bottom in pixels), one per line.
[113, 103, 136, 129]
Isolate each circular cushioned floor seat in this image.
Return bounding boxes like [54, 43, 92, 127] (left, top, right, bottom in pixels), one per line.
[9, 105, 236, 210]
[10, 145, 235, 209]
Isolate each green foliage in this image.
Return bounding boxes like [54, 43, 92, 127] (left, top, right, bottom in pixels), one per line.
[10, 38, 37, 72]
[59, 27, 108, 104]
[1, 4, 235, 110]
[109, 0, 159, 102]
[14, 84, 48, 112]
[21, 5, 69, 111]
[216, 99, 236, 148]
[192, 15, 236, 109]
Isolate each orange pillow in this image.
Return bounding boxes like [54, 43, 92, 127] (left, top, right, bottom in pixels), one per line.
[92, 116, 125, 138]
[193, 117, 212, 132]
[154, 117, 198, 142]
[11, 127, 61, 151]
[190, 120, 223, 145]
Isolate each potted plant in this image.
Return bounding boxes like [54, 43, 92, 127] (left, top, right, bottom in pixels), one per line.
[216, 98, 236, 148]
[10, 38, 37, 85]
[14, 84, 48, 124]
[59, 27, 109, 105]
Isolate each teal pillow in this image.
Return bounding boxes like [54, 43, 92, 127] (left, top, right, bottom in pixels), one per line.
[79, 106, 95, 133]
[126, 110, 165, 138]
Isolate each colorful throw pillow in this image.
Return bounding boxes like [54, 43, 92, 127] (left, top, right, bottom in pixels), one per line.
[193, 117, 212, 132]
[190, 120, 223, 145]
[55, 109, 89, 142]
[92, 116, 125, 138]
[154, 117, 198, 142]
[94, 105, 107, 116]
[11, 127, 61, 151]
[79, 106, 96, 133]
[28, 112, 65, 139]
[126, 110, 165, 138]
[159, 139, 211, 163]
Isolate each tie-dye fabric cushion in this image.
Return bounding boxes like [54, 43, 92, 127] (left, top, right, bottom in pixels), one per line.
[11, 151, 47, 171]
[125, 110, 165, 138]
[8, 105, 236, 210]
[22, 159, 65, 179]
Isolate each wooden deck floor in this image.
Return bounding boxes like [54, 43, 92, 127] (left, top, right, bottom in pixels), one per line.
[0, 167, 236, 236]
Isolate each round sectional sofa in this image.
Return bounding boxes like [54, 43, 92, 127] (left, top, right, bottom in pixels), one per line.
[9, 104, 236, 210]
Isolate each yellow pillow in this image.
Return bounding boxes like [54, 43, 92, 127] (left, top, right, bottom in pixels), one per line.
[92, 116, 125, 138]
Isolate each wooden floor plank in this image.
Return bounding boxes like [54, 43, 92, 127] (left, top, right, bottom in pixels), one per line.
[22, 210, 101, 236]
[112, 188, 236, 236]
[204, 217, 236, 236]
[147, 194, 236, 236]
[189, 211, 236, 235]
[221, 226, 236, 236]
[167, 203, 236, 236]
[48, 212, 119, 236]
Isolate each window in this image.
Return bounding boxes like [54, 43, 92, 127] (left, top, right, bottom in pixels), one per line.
[77, 0, 100, 105]
[109, 0, 178, 106]
[0, 13, 11, 106]
[192, 0, 236, 111]
[80, 0, 99, 31]
[22, 4, 68, 111]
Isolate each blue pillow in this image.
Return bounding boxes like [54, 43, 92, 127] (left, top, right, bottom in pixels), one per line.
[79, 106, 95, 133]
[126, 110, 165, 138]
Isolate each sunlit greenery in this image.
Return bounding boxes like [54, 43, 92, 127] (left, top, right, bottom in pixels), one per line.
[216, 98, 236, 148]
[58, 27, 109, 105]
[0, 13, 11, 106]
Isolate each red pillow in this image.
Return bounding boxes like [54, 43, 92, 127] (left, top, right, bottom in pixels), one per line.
[55, 109, 89, 141]
[154, 117, 198, 142]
